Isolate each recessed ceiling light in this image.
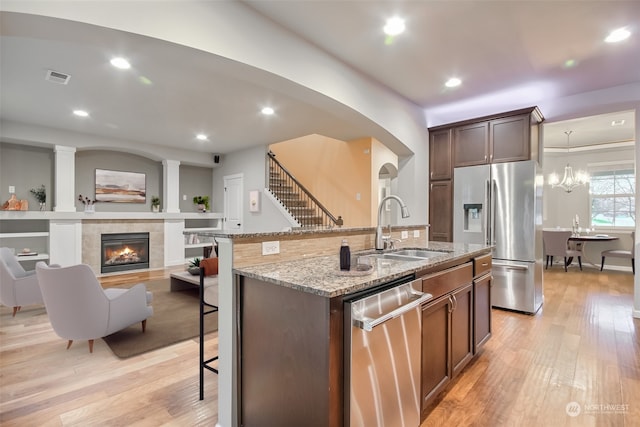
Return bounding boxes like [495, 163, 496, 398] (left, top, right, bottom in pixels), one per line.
[110, 57, 131, 69]
[605, 27, 631, 43]
[611, 119, 625, 127]
[261, 107, 274, 115]
[445, 77, 462, 88]
[196, 133, 209, 141]
[73, 110, 89, 117]
[383, 17, 405, 36]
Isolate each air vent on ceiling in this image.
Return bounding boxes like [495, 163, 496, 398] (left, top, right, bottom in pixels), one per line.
[45, 69, 71, 85]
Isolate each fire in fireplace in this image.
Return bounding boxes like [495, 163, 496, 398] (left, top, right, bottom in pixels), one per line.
[101, 232, 150, 273]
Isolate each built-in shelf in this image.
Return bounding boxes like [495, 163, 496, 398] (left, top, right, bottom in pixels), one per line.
[0, 232, 49, 238]
[15, 253, 49, 261]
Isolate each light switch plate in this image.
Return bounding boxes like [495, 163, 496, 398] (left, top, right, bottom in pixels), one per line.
[401, 230, 409, 239]
[262, 241, 280, 255]
[9, 186, 15, 194]
[413, 230, 420, 238]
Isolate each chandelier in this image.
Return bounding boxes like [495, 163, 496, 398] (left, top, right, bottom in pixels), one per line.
[548, 130, 589, 193]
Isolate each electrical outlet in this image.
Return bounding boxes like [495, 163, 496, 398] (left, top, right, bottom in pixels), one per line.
[413, 230, 420, 238]
[401, 230, 408, 239]
[262, 241, 280, 255]
[183, 194, 187, 200]
[9, 186, 15, 194]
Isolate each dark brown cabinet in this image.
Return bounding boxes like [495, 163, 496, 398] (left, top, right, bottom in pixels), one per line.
[428, 181, 452, 242]
[429, 128, 453, 180]
[453, 121, 489, 167]
[420, 263, 474, 418]
[429, 129, 453, 242]
[473, 254, 492, 353]
[452, 109, 543, 167]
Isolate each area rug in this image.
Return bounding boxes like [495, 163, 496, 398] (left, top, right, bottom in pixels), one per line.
[102, 279, 218, 358]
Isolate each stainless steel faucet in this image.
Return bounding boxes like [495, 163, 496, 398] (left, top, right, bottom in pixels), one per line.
[375, 195, 410, 250]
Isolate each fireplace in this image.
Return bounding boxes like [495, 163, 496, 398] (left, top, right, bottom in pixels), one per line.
[101, 232, 150, 273]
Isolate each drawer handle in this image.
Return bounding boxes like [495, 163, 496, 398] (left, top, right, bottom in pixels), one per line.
[481, 262, 489, 266]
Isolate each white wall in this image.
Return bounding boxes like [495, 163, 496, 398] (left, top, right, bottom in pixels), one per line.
[212, 145, 291, 233]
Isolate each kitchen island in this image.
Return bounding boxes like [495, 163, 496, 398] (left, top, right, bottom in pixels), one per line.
[233, 241, 491, 426]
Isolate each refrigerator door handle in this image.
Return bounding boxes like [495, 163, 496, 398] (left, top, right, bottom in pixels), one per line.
[491, 179, 497, 245]
[484, 179, 490, 245]
[493, 262, 529, 271]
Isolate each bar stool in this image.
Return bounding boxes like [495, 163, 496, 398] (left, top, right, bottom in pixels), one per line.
[199, 257, 219, 400]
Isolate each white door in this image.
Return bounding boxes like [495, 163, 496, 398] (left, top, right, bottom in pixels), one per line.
[224, 174, 243, 231]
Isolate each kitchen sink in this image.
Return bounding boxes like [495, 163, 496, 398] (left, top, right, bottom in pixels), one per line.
[393, 249, 451, 258]
[359, 249, 452, 263]
[368, 253, 426, 262]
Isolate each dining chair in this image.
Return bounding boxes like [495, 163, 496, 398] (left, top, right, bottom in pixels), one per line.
[542, 230, 582, 272]
[600, 231, 635, 274]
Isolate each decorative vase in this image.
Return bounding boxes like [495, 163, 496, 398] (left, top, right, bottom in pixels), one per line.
[84, 205, 95, 213]
[152, 205, 160, 213]
[188, 267, 201, 275]
[197, 204, 206, 212]
[39, 202, 45, 211]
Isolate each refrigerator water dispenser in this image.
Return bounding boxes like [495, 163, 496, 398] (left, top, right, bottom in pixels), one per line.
[463, 203, 483, 232]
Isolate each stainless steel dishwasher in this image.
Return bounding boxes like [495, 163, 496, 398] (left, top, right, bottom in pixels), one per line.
[345, 276, 432, 427]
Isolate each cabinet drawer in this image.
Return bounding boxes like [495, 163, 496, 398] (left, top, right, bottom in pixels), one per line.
[421, 262, 473, 301]
[474, 254, 492, 278]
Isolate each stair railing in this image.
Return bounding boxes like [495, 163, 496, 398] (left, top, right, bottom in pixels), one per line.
[267, 152, 343, 228]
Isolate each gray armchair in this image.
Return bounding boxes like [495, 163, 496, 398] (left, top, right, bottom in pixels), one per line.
[0, 247, 43, 316]
[36, 262, 153, 353]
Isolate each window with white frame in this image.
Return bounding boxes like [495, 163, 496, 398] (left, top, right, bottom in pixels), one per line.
[589, 162, 635, 228]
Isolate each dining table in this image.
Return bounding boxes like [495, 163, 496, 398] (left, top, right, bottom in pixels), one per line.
[567, 234, 619, 266]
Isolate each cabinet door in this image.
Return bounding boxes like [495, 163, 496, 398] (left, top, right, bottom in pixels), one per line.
[429, 129, 452, 181]
[428, 181, 452, 242]
[421, 295, 451, 417]
[453, 121, 489, 167]
[490, 114, 530, 163]
[473, 273, 492, 353]
[450, 283, 473, 378]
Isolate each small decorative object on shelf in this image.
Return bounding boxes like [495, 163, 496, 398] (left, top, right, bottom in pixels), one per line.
[151, 195, 161, 213]
[30, 184, 46, 211]
[1, 194, 28, 211]
[78, 194, 97, 213]
[193, 196, 210, 212]
[188, 257, 202, 275]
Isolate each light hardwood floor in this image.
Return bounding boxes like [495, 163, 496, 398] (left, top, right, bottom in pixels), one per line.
[1, 267, 638, 426]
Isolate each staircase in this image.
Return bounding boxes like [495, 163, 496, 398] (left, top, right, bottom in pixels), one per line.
[268, 152, 343, 228]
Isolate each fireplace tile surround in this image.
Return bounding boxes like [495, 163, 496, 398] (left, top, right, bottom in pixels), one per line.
[84, 220, 164, 274]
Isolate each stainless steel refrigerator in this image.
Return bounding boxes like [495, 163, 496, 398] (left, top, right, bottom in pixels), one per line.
[454, 160, 543, 314]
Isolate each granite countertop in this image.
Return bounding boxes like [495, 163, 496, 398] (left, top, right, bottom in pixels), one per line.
[185, 224, 429, 239]
[234, 242, 491, 298]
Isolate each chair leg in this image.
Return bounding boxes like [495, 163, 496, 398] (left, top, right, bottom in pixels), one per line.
[600, 256, 605, 271]
[563, 257, 568, 272]
[142, 319, 147, 333]
[88, 339, 94, 353]
[12, 306, 21, 317]
[67, 340, 73, 350]
[632, 258, 635, 275]
[577, 256, 582, 271]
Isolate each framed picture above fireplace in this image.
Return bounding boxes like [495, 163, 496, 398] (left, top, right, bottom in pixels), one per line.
[95, 169, 146, 203]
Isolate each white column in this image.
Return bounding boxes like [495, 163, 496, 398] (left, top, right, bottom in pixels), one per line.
[53, 145, 76, 212]
[163, 159, 180, 213]
[49, 220, 82, 267]
[216, 237, 237, 427]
